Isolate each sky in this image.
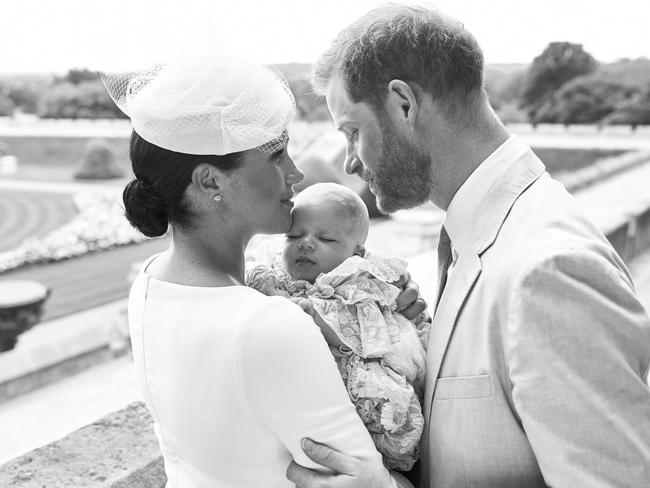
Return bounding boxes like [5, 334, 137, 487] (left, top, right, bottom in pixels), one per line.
[1, 0, 648, 74]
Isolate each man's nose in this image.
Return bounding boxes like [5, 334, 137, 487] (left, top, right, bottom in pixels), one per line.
[343, 153, 362, 176]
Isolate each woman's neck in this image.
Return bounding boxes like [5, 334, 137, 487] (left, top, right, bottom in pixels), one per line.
[151, 226, 249, 287]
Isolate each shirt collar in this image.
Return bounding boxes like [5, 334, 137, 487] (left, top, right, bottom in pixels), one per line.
[444, 135, 529, 256]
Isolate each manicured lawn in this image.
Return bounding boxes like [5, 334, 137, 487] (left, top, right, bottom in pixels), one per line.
[532, 147, 628, 175]
[0, 136, 130, 167]
[0, 190, 77, 253]
[0, 134, 630, 182]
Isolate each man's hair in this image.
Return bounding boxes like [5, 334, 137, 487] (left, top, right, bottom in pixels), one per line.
[313, 4, 484, 114]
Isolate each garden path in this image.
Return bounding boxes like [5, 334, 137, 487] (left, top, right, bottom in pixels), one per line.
[0, 189, 77, 253]
[0, 238, 168, 321]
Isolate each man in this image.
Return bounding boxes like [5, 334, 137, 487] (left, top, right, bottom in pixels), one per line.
[287, 4, 650, 488]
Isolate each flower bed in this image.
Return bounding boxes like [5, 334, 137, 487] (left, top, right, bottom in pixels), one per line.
[0, 191, 152, 273]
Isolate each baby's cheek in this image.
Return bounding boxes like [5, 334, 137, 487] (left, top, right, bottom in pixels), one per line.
[281, 246, 293, 269]
[323, 253, 349, 273]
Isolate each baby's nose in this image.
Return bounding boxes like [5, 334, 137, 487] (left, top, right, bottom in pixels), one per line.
[298, 237, 314, 249]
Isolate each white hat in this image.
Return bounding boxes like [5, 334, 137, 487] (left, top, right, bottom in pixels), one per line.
[101, 57, 295, 155]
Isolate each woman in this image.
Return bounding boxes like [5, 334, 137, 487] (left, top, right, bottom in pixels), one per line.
[103, 57, 420, 487]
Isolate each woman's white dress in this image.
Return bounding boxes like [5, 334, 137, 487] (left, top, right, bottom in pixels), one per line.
[128, 255, 381, 487]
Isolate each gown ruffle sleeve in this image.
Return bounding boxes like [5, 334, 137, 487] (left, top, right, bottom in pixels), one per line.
[246, 247, 430, 471]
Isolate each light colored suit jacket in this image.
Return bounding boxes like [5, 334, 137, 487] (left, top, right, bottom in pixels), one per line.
[422, 149, 650, 487]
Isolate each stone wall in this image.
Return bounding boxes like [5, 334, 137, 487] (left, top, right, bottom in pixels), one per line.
[0, 402, 165, 487]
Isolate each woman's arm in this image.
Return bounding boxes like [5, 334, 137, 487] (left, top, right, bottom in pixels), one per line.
[234, 297, 388, 475]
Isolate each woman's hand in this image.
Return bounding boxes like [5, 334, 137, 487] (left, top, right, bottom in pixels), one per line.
[392, 272, 430, 325]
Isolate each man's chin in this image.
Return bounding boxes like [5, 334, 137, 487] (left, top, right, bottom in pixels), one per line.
[375, 193, 428, 215]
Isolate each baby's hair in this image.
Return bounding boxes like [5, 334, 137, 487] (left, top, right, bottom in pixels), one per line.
[295, 183, 370, 243]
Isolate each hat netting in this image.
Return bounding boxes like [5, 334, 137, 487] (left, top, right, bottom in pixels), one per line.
[101, 58, 295, 155]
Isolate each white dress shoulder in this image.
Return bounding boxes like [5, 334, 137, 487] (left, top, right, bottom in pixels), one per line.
[128, 255, 381, 487]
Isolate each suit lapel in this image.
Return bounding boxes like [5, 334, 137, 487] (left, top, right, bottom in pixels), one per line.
[424, 150, 547, 417]
[424, 253, 482, 414]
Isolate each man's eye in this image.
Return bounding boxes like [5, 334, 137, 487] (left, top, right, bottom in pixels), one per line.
[272, 148, 286, 159]
[320, 237, 336, 242]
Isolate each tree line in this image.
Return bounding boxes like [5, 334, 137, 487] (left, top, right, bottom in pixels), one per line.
[1, 43, 649, 127]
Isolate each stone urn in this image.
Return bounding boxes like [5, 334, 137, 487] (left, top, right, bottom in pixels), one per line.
[0, 280, 50, 352]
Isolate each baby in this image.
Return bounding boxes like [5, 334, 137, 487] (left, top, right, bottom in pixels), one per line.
[246, 183, 429, 471]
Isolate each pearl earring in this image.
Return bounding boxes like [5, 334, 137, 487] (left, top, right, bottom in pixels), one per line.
[213, 194, 222, 202]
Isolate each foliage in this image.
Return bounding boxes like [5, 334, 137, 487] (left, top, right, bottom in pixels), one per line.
[4, 57, 650, 125]
[0, 91, 15, 116]
[495, 102, 528, 124]
[521, 42, 597, 119]
[60, 68, 101, 85]
[484, 64, 527, 110]
[604, 84, 650, 127]
[597, 58, 650, 89]
[74, 139, 125, 180]
[38, 79, 126, 119]
[532, 76, 637, 124]
[0, 76, 50, 113]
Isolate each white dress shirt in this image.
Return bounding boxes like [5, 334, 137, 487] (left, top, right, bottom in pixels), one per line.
[444, 135, 530, 270]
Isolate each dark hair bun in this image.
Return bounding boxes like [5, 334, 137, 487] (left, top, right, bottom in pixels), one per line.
[123, 179, 169, 237]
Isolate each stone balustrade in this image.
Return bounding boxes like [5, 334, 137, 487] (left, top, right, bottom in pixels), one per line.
[0, 402, 165, 488]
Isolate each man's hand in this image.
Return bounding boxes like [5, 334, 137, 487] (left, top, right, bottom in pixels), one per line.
[393, 272, 429, 323]
[286, 438, 407, 488]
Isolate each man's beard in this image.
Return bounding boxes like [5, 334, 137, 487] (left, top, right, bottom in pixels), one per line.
[367, 117, 433, 214]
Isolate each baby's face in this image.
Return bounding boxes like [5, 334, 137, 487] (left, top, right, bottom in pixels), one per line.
[283, 200, 362, 283]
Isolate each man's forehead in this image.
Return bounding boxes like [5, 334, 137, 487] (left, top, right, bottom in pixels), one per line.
[325, 76, 380, 132]
[325, 76, 355, 126]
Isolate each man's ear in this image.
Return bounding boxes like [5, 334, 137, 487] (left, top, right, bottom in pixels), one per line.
[191, 163, 223, 196]
[386, 79, 419, 130]
[353, 244, 366, 257]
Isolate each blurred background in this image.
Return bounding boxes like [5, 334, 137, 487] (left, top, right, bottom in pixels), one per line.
[1, 0, 650, 484]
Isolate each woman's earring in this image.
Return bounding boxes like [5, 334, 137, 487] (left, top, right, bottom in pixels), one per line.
[213, 194, 222, 202]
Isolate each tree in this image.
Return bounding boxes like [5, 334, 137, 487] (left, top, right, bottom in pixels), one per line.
[6, 83, 41, 113]
[521, 42, 597, 120]
[484, 65, 527, 110]
[38, 79, 126, 119]
[531, 75, 637, 125]
[604, 84, 650, 127]
[0, 91, 15, 116]
[74, 139, 125, 180]
[61, 68, 101, 85]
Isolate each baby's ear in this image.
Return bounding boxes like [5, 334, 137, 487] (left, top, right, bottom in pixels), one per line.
[353, 244, 366, 257]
